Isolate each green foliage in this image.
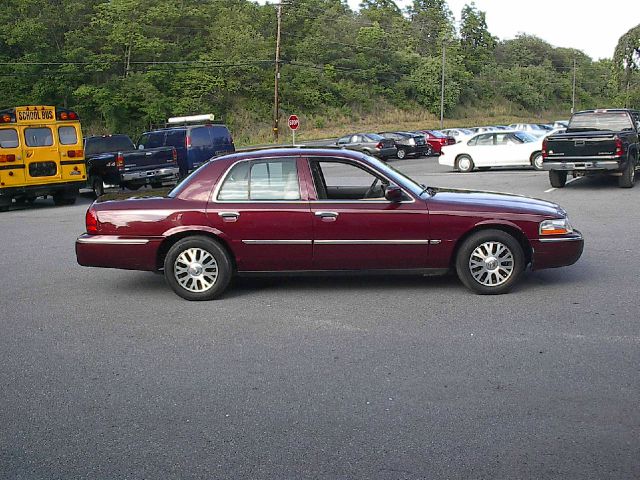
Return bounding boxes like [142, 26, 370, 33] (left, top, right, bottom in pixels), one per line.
[0, 0, 630, 140]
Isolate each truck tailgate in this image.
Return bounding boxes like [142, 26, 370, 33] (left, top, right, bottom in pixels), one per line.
[546, 132, 617, 158]
[122, 147, 176, 173]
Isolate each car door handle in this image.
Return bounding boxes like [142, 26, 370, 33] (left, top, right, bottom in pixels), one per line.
[315, 211, 339, 222]
[218, 211, 240, 222]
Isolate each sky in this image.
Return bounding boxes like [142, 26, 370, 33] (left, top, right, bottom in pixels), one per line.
[357, 0, 638, 60]
[259, 0, 639, 61]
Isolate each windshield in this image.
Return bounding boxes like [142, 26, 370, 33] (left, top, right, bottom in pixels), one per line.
[514, 132, 537, 143]
[569, 112, 633, 131]
[359, 152, 425, 196]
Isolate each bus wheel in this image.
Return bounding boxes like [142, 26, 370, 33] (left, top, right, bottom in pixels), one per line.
[53, 192, 77, 206]
[0, 197, 11, 211]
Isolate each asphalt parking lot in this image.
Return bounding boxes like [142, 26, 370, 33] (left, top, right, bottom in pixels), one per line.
[1, 157, 639, 479]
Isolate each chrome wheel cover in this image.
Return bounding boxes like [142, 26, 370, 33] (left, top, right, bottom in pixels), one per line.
[533, 154, 543, 169]
[469, 241, 514, 287]
[174, 247, 219, 293]
[458, 157, 471, 171]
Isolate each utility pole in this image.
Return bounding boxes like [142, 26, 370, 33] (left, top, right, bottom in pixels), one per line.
[440, 43, 446, 129]
[273, 2, 283, 142]
[571, 57, 577, 114]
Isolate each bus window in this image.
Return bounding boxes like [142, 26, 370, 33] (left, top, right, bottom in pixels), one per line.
[25, 127, 53, 147]
[58, 126, 78, 145]
[0, 129, 19, 148]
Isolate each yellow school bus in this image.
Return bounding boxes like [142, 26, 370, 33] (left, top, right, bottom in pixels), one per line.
[0, 105, 86, 209]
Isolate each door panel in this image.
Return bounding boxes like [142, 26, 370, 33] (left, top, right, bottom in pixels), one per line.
[207, 157, 312, 271]
[22, 126, 61, 183]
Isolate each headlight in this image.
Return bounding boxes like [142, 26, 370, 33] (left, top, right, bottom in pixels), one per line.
[539, 218, 573, 236]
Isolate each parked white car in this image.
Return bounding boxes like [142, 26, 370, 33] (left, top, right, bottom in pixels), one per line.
[439, 130, 545, 172]
[439, 128, 475, 143]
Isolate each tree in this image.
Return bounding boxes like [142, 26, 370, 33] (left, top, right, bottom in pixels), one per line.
[407, 0, 455, 56]
[459, 2, 495, 74]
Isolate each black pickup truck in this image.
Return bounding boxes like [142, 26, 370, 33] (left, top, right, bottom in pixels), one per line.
[84, 134, 179, 196]
[542, 109, 640, 188]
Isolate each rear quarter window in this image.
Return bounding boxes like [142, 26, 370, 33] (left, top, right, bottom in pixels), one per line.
[165, 129, 186, 148]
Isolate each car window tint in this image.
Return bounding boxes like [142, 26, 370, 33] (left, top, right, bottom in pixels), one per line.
[351, 135, 361, 143]
[250, 159, 300, 200]
[165, 130, 186, 148]
[0, 129, 19, 148]
[210, 126, 231, 144]
[467, 136, 478, 146]
[190, 127, 211, 147]
[337, 135, 350, 144]
[217, 162, 250, 200]
[58, 126, 78, 145]
[139, 132, 164, 149]
[24, 127, 53, 147]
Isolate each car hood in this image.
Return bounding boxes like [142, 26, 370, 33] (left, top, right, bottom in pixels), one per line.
[427, 188, 567, 217]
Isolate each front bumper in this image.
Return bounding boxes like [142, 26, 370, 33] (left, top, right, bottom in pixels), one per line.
[542, 160, 621, 171]
[530, 230, 584, 270]
[121, 167, 180, 182]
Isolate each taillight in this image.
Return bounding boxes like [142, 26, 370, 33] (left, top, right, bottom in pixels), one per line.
[614, 137, 624, 156]
[116, 153, 125, 169]
[67, 149, 83, 158]
[542, 138, 548, 159]
[0, 154, 15, 163]
[375, 142, 384, 149]
[171, 147, 177, 163]
[86, 207, 99, 234]
[185, 135, 191, 148]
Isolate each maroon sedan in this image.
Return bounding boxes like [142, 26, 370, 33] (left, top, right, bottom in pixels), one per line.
[76, 147, 583, 300]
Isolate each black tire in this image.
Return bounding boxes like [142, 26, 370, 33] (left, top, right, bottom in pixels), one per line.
[52, 192, 77, 206]
[396, 148, 407, 160]
[455, 229, 525, 295]
[126, 184, 142, 191]
[456, 154, 474, 173]
[531, 152, 544, 171]
[618, 156, 636, 188]
[478, 167, 491, 171]
[163, 236, 232, 301]
[150, 182, 163, 189]
[549, 170, 567, 188]
[91, 175, 105, 197]
[0, 197, 11, 212]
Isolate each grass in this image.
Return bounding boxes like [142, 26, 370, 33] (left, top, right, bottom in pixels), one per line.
[233, 102, 570, 147]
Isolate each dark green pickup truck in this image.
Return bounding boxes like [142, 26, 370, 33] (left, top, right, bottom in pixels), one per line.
[542, 109, 640, 188]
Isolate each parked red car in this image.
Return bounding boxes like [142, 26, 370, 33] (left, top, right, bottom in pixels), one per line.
[414, 130, 456, 155]
[76, 147, 583, 300]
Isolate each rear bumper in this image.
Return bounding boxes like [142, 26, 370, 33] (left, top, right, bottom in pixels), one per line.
[542, 160, 622, 171]
[121, 167, 180, 182]
[530, 231, 584, 270]
[0, 180, 84, 199]
[76, 234, 162, 271]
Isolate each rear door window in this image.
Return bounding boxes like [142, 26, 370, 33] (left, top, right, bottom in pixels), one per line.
[210, 126, 231, 144]
[58, 126, 78, 145]
[190, 127, 211, 147]
[139, 132, 164, 149]
[24, 127, 53, 147]
[0, 129, 19, 148]
[165, 129, 186, 148]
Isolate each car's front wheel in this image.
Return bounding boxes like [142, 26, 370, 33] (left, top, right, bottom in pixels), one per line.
[456, 155, 474, 173]
[455, 229, 525, 295]
[164, 236, 232, 300]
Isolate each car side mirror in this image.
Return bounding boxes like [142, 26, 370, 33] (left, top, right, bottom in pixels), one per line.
[385, 185, 403, 203]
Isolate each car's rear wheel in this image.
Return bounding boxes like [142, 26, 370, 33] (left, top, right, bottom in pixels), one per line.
[164, 236, 232, 301]
[549, 170, 567, 188]
[456, 155, 474, 173]
[531, 152, 544, 170]
[91, 175, 105, 197]
[618, 156, 636, 188]
[455, 229, 525, 295]
[396, 148, 406, 159]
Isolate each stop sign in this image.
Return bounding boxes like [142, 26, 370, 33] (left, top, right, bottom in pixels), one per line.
[288, 115, 299, 131]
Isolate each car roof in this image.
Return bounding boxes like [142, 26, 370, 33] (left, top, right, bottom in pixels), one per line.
[213, 146, 370, 163]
